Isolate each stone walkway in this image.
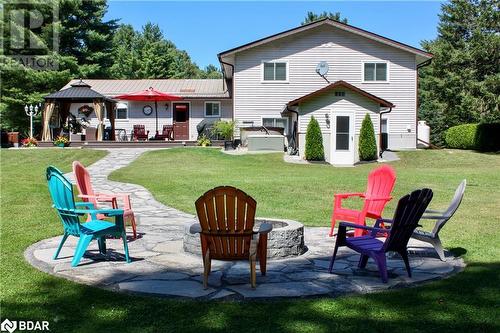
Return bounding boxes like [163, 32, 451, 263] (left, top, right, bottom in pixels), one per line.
[25, 148, 465, 300]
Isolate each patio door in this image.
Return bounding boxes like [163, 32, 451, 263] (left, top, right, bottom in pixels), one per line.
[173, 103, 189, 140]
[331, 111, 355, 165]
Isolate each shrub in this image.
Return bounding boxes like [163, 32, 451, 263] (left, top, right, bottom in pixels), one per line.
[358, 114, 377, 161]
[445, 124, 477, 149]
[197, 135, 211, 147]
[445, 122, 500, 151]
[475, 123, 500, 152]
[305, 116, 324, 161]
[211, 120, 235, 141]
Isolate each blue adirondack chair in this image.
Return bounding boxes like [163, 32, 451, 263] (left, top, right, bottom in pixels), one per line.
[329, 188, 433, 283]
[46, 166, 131, 267]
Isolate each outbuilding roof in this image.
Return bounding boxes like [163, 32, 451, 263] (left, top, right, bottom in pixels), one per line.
[61, 79, 229, 99]
[287, 80, 395, 108]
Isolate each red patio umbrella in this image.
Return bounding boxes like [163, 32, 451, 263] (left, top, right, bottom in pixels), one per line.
[115, 87, 182, 134]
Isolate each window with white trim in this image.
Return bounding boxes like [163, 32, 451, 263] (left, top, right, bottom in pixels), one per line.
[115, 102, 128, 119]
[263, 117, 288, 133]
[263, 62, 287, 81]
[204, 101, 220, 117]
[364, 62, 388, 82]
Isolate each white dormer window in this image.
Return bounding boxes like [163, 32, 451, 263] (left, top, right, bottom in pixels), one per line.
[363, 62, 388, 82]
[262, 61, 288, 82]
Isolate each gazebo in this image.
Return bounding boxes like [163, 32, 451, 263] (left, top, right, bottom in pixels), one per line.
[42, 80, 116, 141]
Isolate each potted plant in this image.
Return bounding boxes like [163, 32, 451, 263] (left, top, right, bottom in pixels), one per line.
[53, 135, 69, 148]
[21, 137, 38, 148]
[197, 135, 212, 147]
[212, 120, 235, 150]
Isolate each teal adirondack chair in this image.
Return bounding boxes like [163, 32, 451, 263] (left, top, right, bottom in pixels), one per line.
[46, 166, 131, 267]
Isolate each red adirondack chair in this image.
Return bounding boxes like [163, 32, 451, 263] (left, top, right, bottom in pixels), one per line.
[330, 165, 396, 237]
[72, 161, 137, 238]
[133, 125, 149, 141]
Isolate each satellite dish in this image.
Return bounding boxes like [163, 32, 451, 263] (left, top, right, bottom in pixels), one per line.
[316, 61, 329, 76]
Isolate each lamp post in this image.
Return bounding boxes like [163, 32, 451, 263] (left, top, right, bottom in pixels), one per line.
[24, 104, 40, 139]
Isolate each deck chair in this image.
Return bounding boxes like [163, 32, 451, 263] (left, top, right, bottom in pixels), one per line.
[329, 188, 433, 283]
[46, 166, 130, 267]
[191, 186, 272, 288]
[73, 161, 137, 238]
[330, 165, 396, 237]
[412, 180, 466, 261]
[133, 125, 149, 141]
[155, 125, 174, 141]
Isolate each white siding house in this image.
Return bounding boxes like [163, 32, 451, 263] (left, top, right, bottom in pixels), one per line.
[219, 18, 432, 165]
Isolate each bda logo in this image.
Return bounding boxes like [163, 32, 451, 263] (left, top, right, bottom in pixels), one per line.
[0, 319, 17, 333]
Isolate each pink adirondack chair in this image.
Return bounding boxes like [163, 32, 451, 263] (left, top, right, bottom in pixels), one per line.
[330, 165, 396, 237]
[72, 161, 137, 238]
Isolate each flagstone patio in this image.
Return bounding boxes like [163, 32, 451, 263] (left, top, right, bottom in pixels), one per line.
[25, 148, 465, 300]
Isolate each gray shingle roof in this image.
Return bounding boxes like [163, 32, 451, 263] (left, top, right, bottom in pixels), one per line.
[61, 79, 229, 99]
[45, 80, 112, 100]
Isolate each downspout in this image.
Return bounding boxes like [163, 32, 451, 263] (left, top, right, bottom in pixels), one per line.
[379, 106, 392, 158]
[218, 57, 236, 125]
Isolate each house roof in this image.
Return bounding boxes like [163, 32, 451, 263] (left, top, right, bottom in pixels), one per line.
[287, 80, 395, 108]
[219, 18, 433, 59]
[61, 79, 229, 99]
[45, 80, 114, 101]
[218, 18, 433, 78]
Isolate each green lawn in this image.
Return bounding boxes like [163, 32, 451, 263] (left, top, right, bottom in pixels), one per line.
[1, 148, 499, 332]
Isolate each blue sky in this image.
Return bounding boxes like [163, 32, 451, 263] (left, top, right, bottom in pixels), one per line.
[105, 1, 443, 68]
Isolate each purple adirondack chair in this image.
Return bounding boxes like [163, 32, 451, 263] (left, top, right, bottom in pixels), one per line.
[329, 188, 433, 283]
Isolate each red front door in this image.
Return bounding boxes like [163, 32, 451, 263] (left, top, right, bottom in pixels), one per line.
[173, 103, 189, 140]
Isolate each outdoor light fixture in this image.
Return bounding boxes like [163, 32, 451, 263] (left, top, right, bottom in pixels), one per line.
[25, 103, 41, 138]
[325, 113, 330, 128]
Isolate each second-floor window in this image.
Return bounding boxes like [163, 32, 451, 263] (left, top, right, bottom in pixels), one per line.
[263, 62, 287, 81]
[364, 62, 388, 82]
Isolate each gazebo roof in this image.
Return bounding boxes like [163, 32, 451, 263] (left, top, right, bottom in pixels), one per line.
[44, 80, 115, 102]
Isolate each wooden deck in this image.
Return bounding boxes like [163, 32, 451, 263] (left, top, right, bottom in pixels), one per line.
[38, 140, 224, 149]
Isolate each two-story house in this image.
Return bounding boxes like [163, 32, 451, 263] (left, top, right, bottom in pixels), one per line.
[218, 18, 432, 164]
[45, 18, 432, 165]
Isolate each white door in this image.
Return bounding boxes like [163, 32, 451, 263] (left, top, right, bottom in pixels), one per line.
[331, 111, 355, 165]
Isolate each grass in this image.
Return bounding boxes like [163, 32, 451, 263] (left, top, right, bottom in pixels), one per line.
[1, 148, 499, 332]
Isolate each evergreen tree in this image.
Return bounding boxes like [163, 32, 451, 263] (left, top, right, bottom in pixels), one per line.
[358, 114, 377, 161]
[305, 116, 325, 161]
[109, 24, 140, 79]
[302, 11, 348, 25]
[419, 0, 500, 145]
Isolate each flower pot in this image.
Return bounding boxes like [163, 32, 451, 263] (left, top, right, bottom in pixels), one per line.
[56, 143, 65, 148]
[224, 140, 234, 150]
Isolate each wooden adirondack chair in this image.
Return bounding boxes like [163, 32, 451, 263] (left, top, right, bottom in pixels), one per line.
[155, 125, 174, 141]
[190, 186, 272, 288]
[329, 188, 433, 283]
[133, 125, 149, 141]
[413, 180, 466, 261]
[46, 166, 130, 267]
[73, 161, 137, 238]
[330, 165, 396, 237]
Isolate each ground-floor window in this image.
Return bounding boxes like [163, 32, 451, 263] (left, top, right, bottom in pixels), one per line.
[262, 117, 288, 133]
[205, 101, 221, 117]
[116, 102, 128, 119]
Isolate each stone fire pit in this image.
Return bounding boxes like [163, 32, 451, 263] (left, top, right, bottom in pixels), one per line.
[183, 218, 305, 259]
